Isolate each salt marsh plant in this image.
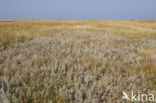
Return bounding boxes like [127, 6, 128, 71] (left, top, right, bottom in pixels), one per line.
[0, 20, 156, 103]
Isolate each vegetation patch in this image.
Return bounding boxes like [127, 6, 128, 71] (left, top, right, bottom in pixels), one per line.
[0, 20, 156, 103]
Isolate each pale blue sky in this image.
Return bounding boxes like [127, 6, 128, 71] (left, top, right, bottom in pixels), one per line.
[0, 0, 156, 19]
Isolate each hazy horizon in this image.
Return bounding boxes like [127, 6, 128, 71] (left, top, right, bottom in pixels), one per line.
[0, 0, 156, 20]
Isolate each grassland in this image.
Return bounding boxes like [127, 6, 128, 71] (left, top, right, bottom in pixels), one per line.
[0, 20, 156, 103]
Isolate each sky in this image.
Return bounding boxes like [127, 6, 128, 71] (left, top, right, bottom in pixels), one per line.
[0, 0, 156, 20]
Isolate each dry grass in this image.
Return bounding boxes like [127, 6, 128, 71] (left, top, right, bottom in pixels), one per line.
[0, 20, 156, 37]
[0, 20, 156, 103]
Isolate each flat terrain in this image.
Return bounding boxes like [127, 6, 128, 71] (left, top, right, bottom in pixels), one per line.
[0, 20, 156, 103]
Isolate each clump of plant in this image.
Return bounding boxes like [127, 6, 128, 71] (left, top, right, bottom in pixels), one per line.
[0, 30, 155, 103]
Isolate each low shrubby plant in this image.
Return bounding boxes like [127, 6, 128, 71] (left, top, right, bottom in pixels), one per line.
[0, 30, 155, 103]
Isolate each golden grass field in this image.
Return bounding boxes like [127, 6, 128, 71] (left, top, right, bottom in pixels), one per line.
[0, 20, 156, 103]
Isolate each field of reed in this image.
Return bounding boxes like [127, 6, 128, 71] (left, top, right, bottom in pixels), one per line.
[0, 20, 156, 103]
